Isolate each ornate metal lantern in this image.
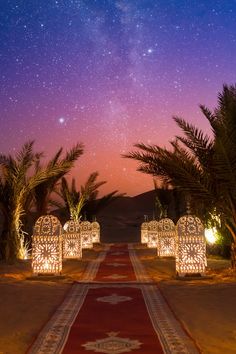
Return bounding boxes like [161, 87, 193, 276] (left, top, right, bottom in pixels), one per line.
[80, 221, 93, 249]
[63, 220, 82, 259]
[157, 218, 176, 257]
[176, 215, 207, 276]
[147, 220, 159, 248]
[91, 221, 100, 243]
[141, 222, 149, 243]
[32, 215, 62, 275]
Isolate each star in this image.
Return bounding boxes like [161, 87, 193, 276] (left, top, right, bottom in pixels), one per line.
[58, 117, 65, 124]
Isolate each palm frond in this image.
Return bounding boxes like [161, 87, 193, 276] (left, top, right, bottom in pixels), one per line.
[33, 143, 84, 215]
[48, 198, 65, 210]
[124, 84, 236, 243]
[47, 147, 63, 168]
[64, 143, 84, 163]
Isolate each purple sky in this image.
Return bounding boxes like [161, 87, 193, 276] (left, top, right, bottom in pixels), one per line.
[1, 0, 236, 196]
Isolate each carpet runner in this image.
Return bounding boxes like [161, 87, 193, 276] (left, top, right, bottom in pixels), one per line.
[28, 244, 199, 354]
[94, 244, 137, 282]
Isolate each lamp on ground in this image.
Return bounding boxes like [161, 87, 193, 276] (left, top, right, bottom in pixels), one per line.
[176, 215, 207, 277]
[32, 215, 62, 275]
[63, 220, 82, 259]
[91, 221, 100, 243]
[157, 218, 176, 257]
[80, 221, 93, 249]
[141, 221, 149, 244]
[204, 227, 217, 244]
[147, 220, 159, 248]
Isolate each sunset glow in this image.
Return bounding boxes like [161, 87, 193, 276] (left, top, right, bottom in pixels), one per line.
[1, 1, 236, 195]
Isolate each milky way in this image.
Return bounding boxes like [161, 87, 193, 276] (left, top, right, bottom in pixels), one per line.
[1, 0, 236, 195]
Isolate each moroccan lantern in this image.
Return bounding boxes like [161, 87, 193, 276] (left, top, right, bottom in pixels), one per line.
[91, 221, 100, 243]
[176, 215, 207, 276]
[141, 221, 149, 244]
[80, 221, 93, 249]
[157, 218, 176, 257]
[32, 215, 62, 275]
[63, 220, 82, 259]
[147, 220, 159, 248]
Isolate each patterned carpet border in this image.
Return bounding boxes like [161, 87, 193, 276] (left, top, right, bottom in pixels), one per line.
[129, 244, 199, 354]
[28, 283, 88, 354]
[79, 244, 110, 282]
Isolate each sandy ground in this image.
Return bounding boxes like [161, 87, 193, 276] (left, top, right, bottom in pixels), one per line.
[136, 245, 236, 354]
[0, 244, 236, 354]
[0, 245, 102, 354]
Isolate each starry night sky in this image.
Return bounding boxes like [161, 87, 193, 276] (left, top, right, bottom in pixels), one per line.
[1, 0, 236, 196]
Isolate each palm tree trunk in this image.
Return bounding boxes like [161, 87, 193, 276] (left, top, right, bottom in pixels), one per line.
[5, 228, 18, 263]
[231, 243, 236, 269]
[0, 230, 7, 260]
[226, 223, 236, 269]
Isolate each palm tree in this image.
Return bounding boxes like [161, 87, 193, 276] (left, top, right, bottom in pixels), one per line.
[0, 141, 83, 262]
[153, 179, 168, 220]
[57, 172, 124, 222]
[124, 85, 236, 266]
[31, 143, 84, 216]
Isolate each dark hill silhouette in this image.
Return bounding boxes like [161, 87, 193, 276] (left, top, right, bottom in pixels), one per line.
[97, 189, 185, 243]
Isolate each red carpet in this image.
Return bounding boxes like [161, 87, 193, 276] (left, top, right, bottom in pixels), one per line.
[28, 244, 199, 354]
[62, 286, 164, 353]
[94, 244, 137, 282]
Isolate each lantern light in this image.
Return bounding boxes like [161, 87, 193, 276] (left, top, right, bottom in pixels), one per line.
[176, 215, 207, 277]
[204, 227, 217, 244]
[63, 220, 82, 259]
[147, 220, 159, 248]
[80, 221, 93, 249]
[157, 218, 176, 257]
[141, 221, 149, 244]
[91, 221, 100, 243]
[32, 215, 62, 275]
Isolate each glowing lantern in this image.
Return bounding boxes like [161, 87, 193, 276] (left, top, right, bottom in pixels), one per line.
[141, 222, 149, 243]
[157, 218, 176, 257]
[32, 215, 62, 275]
[176, 215, 207, 276]
[147, 220, 159, 248]
[205, 227, 217, 244]
[91, 221, 100, 243]
[63, 220, 82, 259]
[80, 221, 93, 249]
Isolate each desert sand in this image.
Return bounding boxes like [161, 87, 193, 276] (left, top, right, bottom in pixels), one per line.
[0, 243, 236, 354]
[137, 246, 236, 354]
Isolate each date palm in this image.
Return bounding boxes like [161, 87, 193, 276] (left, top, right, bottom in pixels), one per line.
[0, 141, 83, 262]
[32, 143, 84, 216]
[124, 85, 236, 264]
[57, 172, 124, 221]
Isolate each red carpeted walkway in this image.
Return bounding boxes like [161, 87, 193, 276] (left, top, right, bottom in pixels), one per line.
[28, 244, 199, 354]
[63, 244, 163, 353]
[62, 286, 164, 353]
[94, 244, 137, 282]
